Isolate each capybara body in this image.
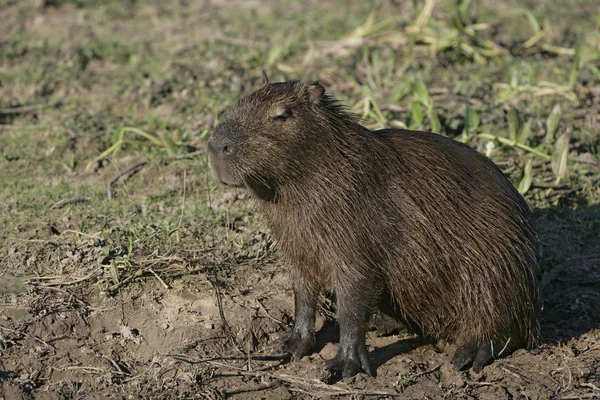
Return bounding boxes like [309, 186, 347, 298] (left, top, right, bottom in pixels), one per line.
[207, 77, 540, 378]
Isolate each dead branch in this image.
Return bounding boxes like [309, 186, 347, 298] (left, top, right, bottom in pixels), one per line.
[107, 161, 147, 200]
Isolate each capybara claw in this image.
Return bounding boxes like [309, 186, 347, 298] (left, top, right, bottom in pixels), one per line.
[451, 342, 493, 372]
[276, 330, 315, 359]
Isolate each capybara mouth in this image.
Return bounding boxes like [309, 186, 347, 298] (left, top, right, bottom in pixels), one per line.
[207, 152, 244, 187]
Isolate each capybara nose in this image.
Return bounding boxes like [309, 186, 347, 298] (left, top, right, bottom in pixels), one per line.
[208, 134, 236, 158]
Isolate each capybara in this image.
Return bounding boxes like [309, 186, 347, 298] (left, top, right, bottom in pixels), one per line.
[207, 74, 540, 378]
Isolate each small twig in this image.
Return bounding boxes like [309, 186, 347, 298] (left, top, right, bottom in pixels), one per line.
[210, 274, 231, 335]
[497, 337, 512, 357]
[123, 361, 161, 383]
[412, 363, 442, 378]
[560, 394, 599, 399]
[560, 362, 573, 391]
[0, 101, 62, 116]
[214, 368, 396, 397]
[30, 271, 97, 287]
[0, 325, 55, 349]
[247, 340, 252, 372]
[149, 268, 170, 289]
[107, 161, 147, 200]
[223, 383, 278, 397]
[501, 365, 527, 381]
[182, 358, 396, 397]
[467, 381, 494, 387]
[59, 229, 102, 239]
[274, 373, 395, 396]
[581, 382, 600, 391]
[49, 196, 90, 209]
[176, 168, 187, 244]
[66, 366, 104, 373]
[256, 299, 286, 326]
[32, 285, 113, 312]
[169, 353, 289, 364]
[106, 268, 145, 294]
[102, 355, 128, 376]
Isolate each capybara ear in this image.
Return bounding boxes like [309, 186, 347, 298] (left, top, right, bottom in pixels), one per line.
[262, 70, 269, 85]
[307, 82, 325, 104]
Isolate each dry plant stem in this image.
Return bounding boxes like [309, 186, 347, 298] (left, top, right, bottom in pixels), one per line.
[49, 196, 90, 209]
[205, 166, 232, 336]
[224, 383, 278, 396]
[256, 299, 286, 326]
[0, 325, 54, 349]
[174, 356, 399, 397]
[169, 353, 289, 364]
[225, 369, 396, 397]
[107, 161, 147, 200]
[30, 271, 98, 287]
[477, 133, 551, 158]
[412, 363, 442, 378]
[103, 355, 128, 376]
[0, 101, 62, 116]
[149, 269, 170, 289]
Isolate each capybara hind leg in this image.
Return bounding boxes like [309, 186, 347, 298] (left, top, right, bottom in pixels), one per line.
[277, 280, 316, 358]
[451, 342, 479, 370]
[472, 343, 493, 372]
[326, 284, 375, 378]
[452, 341, 495, 372]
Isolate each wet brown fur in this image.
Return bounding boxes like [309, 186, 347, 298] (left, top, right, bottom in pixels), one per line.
[208, 79, 540, 374]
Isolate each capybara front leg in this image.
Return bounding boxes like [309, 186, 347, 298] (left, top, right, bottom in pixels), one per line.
[326, 284, 374, 378]
[277, 279, 316, 359]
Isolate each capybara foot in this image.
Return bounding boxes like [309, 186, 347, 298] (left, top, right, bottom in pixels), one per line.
[451, 342, 493, 372]
[276, 330, 315, 359]
[369, 312, 405, 336]
[326, 344, 373, 379]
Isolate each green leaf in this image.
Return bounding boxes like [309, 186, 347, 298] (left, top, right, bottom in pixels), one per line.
[551, 134, 570, 184]
[517, 159, 533, 195]
[569, 67, 579, 88]
[430, 110, 442, 133]
[545, 104, 562, 142]
[509, 68, 518, 88]
[458, 0, 472, 25]
[110, 260, 120, 284]
[517, 120, 532, 145]
[267, 45, 286, 66]
[411, 101, 424, 127]
[507, 108, 522, 143]
[413, 81, 430, 107]
[574, 40, 590, 70]
[524, 10, 541, 34]
[158, 131, 178, 156]
[391, 85, 410, 103]
[465, 104, 480, 134]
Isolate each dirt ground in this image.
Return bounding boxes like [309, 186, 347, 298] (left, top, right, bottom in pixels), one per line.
[1, 0, 600, 399]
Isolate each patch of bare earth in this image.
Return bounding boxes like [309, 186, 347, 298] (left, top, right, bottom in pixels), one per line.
[2, 196, 599, 399]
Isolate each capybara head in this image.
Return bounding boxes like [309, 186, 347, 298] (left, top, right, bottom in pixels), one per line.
[208, 80, 331, 193]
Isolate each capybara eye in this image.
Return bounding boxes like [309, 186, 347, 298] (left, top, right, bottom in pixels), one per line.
[273, 109, 292, 121]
